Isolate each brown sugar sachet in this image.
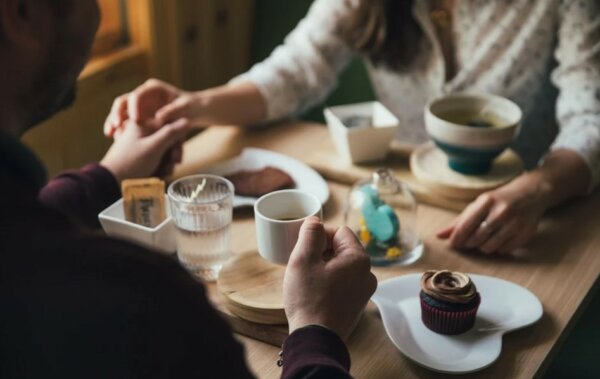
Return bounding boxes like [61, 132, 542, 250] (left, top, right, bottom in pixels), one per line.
[122, 178, 166, 228]
[226, 166, 294, 197]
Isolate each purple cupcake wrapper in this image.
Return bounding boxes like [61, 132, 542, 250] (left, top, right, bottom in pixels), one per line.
[420, 294, 481, 335]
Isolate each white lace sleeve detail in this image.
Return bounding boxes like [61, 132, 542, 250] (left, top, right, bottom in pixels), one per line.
[551, 0, 600, 189]
[230, 0, 356, 121]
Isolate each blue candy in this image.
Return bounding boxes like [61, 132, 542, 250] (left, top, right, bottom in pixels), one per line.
[360, 185, 400, 242]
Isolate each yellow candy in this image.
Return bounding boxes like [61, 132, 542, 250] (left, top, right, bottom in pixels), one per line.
[360, 229, 372, 244]
[386, 247, 403, 259]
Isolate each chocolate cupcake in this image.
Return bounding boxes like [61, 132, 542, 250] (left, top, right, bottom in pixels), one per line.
[419, 270, 480, 335]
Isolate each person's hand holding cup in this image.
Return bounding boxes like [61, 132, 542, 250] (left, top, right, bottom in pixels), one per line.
[283, 217, 377, 340]
[254, 190, 323, 265]
[254, 189, 377, 340]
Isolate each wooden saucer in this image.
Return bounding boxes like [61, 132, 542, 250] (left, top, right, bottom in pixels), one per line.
[217, 251, 287, 325]
[410, 142, 523, 201]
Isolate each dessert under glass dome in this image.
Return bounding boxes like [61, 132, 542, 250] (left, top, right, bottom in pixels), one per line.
[344, 168, 423, 266]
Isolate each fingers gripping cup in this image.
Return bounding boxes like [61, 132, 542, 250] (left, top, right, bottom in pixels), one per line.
[168, 175, 234, 281]
[254, 190, 323, 265]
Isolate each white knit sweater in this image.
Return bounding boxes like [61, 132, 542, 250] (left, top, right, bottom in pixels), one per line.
[233, 0, 600, 186]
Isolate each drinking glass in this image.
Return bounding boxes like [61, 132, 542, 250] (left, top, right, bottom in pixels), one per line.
[168, 175, 234, 281]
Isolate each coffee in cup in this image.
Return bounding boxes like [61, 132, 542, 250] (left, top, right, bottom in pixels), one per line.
[254, 189, 323, 264]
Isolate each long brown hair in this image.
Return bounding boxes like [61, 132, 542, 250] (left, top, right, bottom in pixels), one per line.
[343, 0, 421, 70]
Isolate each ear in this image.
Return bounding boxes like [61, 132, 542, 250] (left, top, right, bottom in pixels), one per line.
[0, 0, 53, 50]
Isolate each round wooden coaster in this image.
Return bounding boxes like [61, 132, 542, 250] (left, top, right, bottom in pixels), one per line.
[410, 142, 524, 201]
[217, 251, 287, 325]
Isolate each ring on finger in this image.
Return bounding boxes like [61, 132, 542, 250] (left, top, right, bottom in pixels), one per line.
[479, 220, 495, 234]
[464, 220, 495, 248]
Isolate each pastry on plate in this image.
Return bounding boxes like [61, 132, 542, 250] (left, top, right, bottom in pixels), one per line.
[226, 166, 294, 197]
[419, 270, 481, 335]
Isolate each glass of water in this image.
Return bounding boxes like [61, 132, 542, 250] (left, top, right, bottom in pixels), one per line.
[168, 175, 234, 281]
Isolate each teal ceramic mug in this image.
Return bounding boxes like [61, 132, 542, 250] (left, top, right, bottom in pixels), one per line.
[425, 93, 522, 175]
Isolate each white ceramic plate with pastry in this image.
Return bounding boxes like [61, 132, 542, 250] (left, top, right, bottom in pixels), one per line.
[371, 273, 543, 374]
[199, 148, 329, 208]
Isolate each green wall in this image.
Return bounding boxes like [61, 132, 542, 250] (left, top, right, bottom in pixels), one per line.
[251, 0, 375, 123]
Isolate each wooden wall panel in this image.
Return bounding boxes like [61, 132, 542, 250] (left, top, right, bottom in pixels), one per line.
[129, 0, 255, 89]
[199, 0, 255, 87]
[127, 0, 180, 85]
[166, 0, 255, 90]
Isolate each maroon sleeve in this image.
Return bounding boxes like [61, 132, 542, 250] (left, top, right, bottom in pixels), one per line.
[281, 325, 352, 379]
[38, 163, 120, 228]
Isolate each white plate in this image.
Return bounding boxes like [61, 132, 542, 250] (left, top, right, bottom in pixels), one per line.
[200, 148, 330, 208]
[371, 273, 543, 374]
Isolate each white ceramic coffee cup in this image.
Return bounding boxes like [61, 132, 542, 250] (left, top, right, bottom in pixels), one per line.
[254, 189, 323, 265]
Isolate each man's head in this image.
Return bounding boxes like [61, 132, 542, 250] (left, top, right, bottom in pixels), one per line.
[0, 0, 100, 134]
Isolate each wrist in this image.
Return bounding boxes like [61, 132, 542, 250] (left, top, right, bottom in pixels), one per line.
[196, 83, 267, 126]
[518, 150, 590, 211]
[519, 170, 555, 210]
[281, 324, 351, 373]
[289, 323, 338, 337]
[288, 316, 320, 335]
[288, 314, 346, 341]
[191, 89, 217, 125]
[99, 156, 126, 184]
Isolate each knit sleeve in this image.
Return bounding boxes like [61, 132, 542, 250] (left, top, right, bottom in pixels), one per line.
[550, 0, 600, 189]
[230, 0, 356, 122]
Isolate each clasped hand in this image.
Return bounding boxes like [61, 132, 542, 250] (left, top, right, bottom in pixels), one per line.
[100, 79, 197, 181]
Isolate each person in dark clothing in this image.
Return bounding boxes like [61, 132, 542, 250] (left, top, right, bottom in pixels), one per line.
[0, 1, 377, 378]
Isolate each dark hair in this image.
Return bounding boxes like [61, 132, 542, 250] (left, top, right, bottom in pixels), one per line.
[343, 0, 421, 71]
[0, 0, 70, 43]
[48, 0, 73, 16]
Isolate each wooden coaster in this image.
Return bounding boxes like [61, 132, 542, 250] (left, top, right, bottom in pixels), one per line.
[410, 142, 524, 201]
[217, 251, 287, 325]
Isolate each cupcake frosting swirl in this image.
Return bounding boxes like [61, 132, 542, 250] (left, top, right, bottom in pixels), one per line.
[420, 270, 477, 303]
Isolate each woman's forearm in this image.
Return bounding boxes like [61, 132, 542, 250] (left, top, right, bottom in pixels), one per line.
[194, 81, 268, 127]
[527, 149, 592, 210]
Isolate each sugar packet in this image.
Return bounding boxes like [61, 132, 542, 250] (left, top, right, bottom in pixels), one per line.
[122, 178, 166, 228]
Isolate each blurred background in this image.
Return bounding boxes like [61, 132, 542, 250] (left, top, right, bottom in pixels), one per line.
[23, 2, 597, 377]
[24, 0, 376, 177]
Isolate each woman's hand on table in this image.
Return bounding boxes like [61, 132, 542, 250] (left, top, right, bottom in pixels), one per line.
[100, 119, 190, 183]
[436, 175, 548, 254]
[283, 217, 377, 341]
[437, 150, 592, 254]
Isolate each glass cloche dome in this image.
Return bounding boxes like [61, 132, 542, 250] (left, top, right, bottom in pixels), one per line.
[344, 168, 423, 266]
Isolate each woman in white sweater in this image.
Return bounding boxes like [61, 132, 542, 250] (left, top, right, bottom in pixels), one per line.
[106, 0, 600, 255]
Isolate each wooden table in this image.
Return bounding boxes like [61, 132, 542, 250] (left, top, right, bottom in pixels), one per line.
[174, 122, 600, 379]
